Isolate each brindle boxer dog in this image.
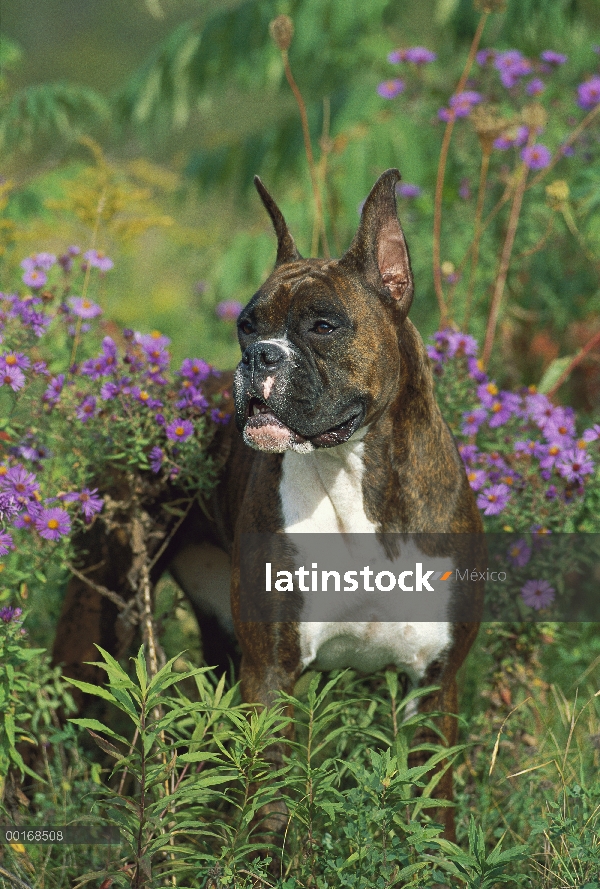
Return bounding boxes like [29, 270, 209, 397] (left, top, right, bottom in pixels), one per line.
[52, 168, 484, 841]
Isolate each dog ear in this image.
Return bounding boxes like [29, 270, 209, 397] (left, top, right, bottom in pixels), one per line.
[339, 168, 414, 318]
[254, 176, 303, 266]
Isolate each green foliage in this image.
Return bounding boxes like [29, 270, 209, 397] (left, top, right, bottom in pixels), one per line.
[0, 83, 110, 157]
[0, 611, 46, 789]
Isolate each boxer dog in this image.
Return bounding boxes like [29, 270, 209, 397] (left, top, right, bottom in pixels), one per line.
[52, 169, 484, 840]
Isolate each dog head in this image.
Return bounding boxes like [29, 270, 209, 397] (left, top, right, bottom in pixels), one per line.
[233, 169, 414, 453]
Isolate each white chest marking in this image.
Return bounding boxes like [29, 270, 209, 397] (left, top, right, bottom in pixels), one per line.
[280, 436, 451, 679]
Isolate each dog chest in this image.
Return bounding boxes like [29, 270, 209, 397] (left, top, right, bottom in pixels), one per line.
[279, 441, 453, 678]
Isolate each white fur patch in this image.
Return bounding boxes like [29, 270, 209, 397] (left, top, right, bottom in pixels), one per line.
[280, 435, 452, 678]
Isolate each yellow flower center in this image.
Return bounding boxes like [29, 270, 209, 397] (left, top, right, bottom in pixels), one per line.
[486, 383, 498, 395]
[5, 355, 16, 366]
[175, 426, 185, 436]
[549, 446, 559, 455]
[47, 519, 59, 530]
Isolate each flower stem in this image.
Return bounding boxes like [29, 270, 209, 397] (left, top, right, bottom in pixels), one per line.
[481, 162, 529, 368]
[546, 328, 600, 399]
[461, 146, 491, 330]
[433, 11, 489, 324]
[281, 50, 330, 258]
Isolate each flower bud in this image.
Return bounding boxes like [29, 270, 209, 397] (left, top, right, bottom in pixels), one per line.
[521, 102, 548, 132]
[269, 15, 294, 52]
[545, 179, 569, 209]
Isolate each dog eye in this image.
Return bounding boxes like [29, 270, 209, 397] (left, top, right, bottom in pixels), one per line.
[238, 318, 254, 335]
[311, 320, 335, 335]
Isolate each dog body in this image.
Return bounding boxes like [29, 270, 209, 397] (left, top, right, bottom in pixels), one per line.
[53, 169, 484, 839]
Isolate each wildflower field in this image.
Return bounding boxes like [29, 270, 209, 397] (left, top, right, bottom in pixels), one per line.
[1, 0, 600, 886]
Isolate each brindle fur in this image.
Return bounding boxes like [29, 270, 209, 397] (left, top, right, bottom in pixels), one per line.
[52, 169, 484, 841]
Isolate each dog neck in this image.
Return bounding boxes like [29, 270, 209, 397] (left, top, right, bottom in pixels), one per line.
[280, 427, 376, 535]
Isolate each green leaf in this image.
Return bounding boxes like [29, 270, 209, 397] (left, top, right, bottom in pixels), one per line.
[537, 355, 574, 394]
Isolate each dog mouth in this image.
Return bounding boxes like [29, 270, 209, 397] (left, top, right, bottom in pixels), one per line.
[244, 396, 363, 450]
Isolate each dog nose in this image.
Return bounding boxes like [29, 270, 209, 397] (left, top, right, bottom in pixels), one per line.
[244, 340, 287, 371]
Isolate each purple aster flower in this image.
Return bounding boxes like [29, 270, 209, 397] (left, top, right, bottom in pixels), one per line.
[459, 444, 479, 466]
[467, 357, 487, 382]
[1, 352, 30, 371]
[43, 374, 65, 406]
[132, 387, 163, 409]
[488, 391, 521, 428]
[210, 408, 231, 425]
[521, 144, 552, 170]
[545, 484, 557, 500]
[388, 49, 406, 63]
[135, 331, 171, 352]
[541, 50, 567, 65]
[449, 90, 483, 117]
[404, 47, 436, 64]
[577, 76, 600, 110]
[179, 358, 212, 382]
[582, 424, 600, 442]
[3, 466, 38, 499]
[175, 387, 209, 412]
[526, 78, 545, 96]
[461, 408, 488, 436]
[166, 419, 194, 442]
[22, 269, 47, 289]
[82, 250, 114, 272]
[0, 604, 22, 623]
[35, 507, 71, 540]
[0, 491, 19, 522]
[149, 446, 164, 473]
[466, 468, 488, 491]
[507, 539, 531, 568]
[396, 183, 421, 199]
[32, 361, 48, 375]
[544, 408, 575, 443]
[33, 252, 56, 271]
[514, 439, 544, 459]
[67, 296, 102, 319]
[477, 380, 501, 408]
[20, 257, 36, 273]
[521, 579, 555, 610]
[494, 50, 532, 87]
[477, 483, 511, 515]
[75, 396, 97, 423]
[0, 364, 25, 391]
[539, 442, 565, 470]
[76, 488, 104, 521]
[12, 500, 41, 529]
[476, 49, 495, 65]
[447, 330, 478, 358]
[555, 448, 594, 483]
[494, 126, 529, 151]
[215, 300, 243, 321]
[377, 79, 405, 99]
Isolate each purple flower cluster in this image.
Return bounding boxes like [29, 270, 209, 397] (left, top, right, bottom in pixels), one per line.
[388, 46, 437, 65]
[438, 91, 483, 122]
[428, 329, 599, 521]
[0, 247, 235, 573]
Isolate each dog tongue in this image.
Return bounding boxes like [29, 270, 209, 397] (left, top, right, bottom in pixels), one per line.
[245, 411, 303, 451]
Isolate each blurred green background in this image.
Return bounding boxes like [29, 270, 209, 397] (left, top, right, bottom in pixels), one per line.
[2, 0, 600, 399]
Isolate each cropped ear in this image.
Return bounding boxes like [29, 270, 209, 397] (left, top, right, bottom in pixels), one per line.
[254, 176, 303, 266]
[339, 169, 414, 318]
